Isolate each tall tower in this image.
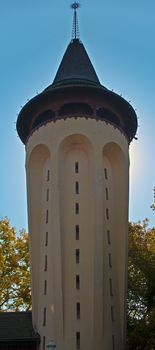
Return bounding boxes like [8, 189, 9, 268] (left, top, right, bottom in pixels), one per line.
[17, 4, 137, 350]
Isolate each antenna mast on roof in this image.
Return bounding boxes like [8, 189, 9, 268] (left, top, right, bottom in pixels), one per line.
[71, 2, 80, 40]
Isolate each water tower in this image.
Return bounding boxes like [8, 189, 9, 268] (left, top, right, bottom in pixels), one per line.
[17, 3, 137, 350]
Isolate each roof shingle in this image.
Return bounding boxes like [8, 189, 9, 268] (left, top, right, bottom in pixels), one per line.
[0, 312, 40, 344]
[53, 38, 100, 87]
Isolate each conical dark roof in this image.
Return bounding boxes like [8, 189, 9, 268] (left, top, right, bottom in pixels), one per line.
[17, 37, 137, 144]
[52, 39, 100, 87]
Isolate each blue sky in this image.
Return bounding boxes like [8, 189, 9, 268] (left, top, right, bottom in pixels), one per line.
[0, 0, 155, 230]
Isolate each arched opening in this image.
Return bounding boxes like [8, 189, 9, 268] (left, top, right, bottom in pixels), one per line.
[103, 142, 129, 340]
[97, 107, 121, 127]
[58, 134, 94, 342]
[32, 110, 55, 129]
[58, 102, 93, 117]
[27, 144, 50, 326]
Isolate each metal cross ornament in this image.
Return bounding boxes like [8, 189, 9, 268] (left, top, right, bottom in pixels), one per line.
[71, 2, 80, 10]
[71, 2, 80, 39]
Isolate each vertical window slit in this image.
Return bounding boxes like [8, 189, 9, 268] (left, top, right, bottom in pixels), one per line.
[44, 280, 47, 295]
[47, 170, 50, 182]
[111, 306, 114, 322]
[43, 307, 46, 326]
[104, 168, 108, 179]
[75, 203, 79, 214]
[75, 225, 79, 240]
[76, 332, 80, 349]
[76, 249, 80, 264]
[75, 162, 79, 173]
[44, 255, 47, 271]
[109, 253, 112, 268]
[46, 210, 49, 223]
[76, 302, 80, 319]
[107, 230, 111, 244]
[45, 232, 48, 247]
[106, 187, 109, 200]
[76, 275, 80, 290]
[75, 181, 79, 194]
[112, 335, 115, 350]
[42, 336, 45, 350]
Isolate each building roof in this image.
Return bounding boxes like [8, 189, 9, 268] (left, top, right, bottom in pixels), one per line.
[52, 38, 100, 87]
[0, 311, 40, 346]
[16, 38, 138, 144]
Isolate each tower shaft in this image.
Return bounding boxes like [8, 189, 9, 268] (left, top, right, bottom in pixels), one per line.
[26, 117, 129, 350]
[17, 21, 137, 349]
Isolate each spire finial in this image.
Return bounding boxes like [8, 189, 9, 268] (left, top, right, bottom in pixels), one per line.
[71, 2, 80, 40]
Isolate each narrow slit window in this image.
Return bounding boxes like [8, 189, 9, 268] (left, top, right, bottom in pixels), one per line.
[107, 230, 111, 244]
[42, 336, 45, 350]
[43, 307, 46, 326]
[76, 332, 80, 349]
[104, 168, 108, 180]
[109, 279, 113, 296]
[76, 249, 80, 264]
[75, 162, 79, 173]
[75, 225, 79, 240]
[75, 181, 79, 194]
[47, 170, 50, 182]
[44, 255, 47, 271]
[46, 210, 49, 223]
[111, 306, 114, 322]
[46, 189, 49, 202]
[44, 280, 47, 295]
[112, 335, 115, 350]
[76, 302, 80, 319]
[45, 232, 48, 247]
[76, 275, 80, 290]
[106, 188, 109, 200]
[75, 203, 79, 214]
[109, 254, 112, 268]
[106, 208, 109, 220]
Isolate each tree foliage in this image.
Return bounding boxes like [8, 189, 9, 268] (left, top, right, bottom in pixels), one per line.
[127, 219, 155, 349]
[150, 186, 155, 211]
[0, 217, 155, 348]
[0, 218, 31, 311]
